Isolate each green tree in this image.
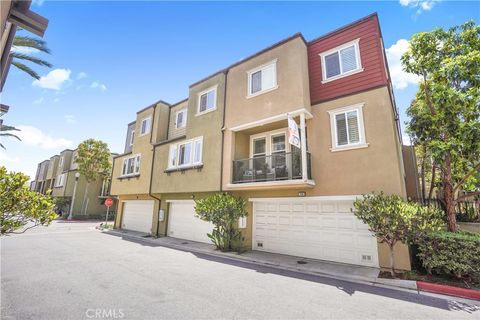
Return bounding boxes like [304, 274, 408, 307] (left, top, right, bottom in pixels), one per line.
[0, 166, 57, 235]
[195, 193, 247, 252]
[76, 139, 111, 215]
[0, 122, 21, 149]
[353, 192, 443, 277]
[402, 21, 480, 231]
[12, 32, 52, 80]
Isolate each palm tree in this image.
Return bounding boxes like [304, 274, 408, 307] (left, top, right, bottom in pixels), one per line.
[0, 123, 21, 149]
[11, 30, 52, 80]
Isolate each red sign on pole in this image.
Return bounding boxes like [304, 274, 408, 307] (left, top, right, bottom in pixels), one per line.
[105, 198, 114, 207]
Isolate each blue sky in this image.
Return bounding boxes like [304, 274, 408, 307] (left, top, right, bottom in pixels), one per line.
[1, 0, 478, 179]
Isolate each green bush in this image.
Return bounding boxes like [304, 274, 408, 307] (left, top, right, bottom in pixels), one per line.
[194, 193, 247, 252]
[417, 231, 480, 279]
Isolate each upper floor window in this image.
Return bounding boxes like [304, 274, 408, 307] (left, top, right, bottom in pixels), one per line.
[129, 130, 135, 146]
[175, 109, 187, 129]
[328, 103, 368, 152]
[197, 87, 217, 115]
[55, 173, 65, 187]
[140, 117, 151, 136]
[168, 137, 203, 169]
[121, 154, 141, 176]
[247, 60, 277, 97]
[320, 39, 362, 83]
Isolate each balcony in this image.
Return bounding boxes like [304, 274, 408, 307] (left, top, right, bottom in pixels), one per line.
[228, 151, 314, 190]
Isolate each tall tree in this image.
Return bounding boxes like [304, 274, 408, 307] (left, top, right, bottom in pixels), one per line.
[402, 21, 480, 231]
[0, 166, 57, 235]
[76, 139, 111, 215]
[12, 32, 52, 79]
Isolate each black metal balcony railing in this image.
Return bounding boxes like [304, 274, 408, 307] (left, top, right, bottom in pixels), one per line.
[232, 151, 311, 184]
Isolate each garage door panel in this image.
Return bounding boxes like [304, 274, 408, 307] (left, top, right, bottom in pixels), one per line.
[168, 202, 214, 244]
[122, 200, 154, 233]
[253, 199, 379, 267]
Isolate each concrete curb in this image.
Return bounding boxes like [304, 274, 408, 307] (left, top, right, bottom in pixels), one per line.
[417, 281, 480, 301]
[102, 229, 480, 303]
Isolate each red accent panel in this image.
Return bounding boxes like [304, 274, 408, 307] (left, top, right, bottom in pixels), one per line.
[308, 15, 388, 103]
[417, 281, 480, 301]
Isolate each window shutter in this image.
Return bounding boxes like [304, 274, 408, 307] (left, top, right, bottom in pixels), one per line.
[340, 46, 357, 73]
[325, 52, 341, 78]
[251, 71, 262, 94]
[261, 64, 275, 90]
[335, 113, 348, 146]
[347, 111, 360, 143]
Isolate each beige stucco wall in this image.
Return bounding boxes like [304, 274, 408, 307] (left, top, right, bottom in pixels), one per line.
[151, 72, 226, 194]
[168, 100, 188, 140]
[45, 156, 59, 180]
[402, 145, 420, 199]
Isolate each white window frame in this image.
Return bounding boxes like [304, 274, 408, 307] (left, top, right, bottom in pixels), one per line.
[247, 59, 278, 98]
[140, 117, 152, 136]
[327, 103, 368, 152]
[167, 136, 204, 169]
[175, 108, 188, 129]
[55, 173, 65, 187]
[319, 39, 363, 83]
[129, 130, 135, 146]
[249, 128, 290, 158]
[121, 154, 141, 177]
[196, 86, 218, 116]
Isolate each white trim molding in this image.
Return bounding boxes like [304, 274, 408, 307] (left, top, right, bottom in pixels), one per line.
[319, 38, 363, 84]
[229, 108, 313, 132]
[327, 103, 368, 152]
[196, 85, 218, 116]
[248, 195, 362, 202]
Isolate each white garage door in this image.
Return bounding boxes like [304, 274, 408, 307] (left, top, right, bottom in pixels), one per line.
[168, 201, 214, 244]
[122, 200, 154, 233]
[252, 197, 379, 267]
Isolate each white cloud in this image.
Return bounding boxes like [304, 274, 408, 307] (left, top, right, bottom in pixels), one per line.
[32, 0, 45, 6]
[32, 68, 71, 90]
[11, 46, 40, 55]
[64, 115, 76, 124]
[90, 81, 107, 91]
[53, 97, 60, 103]
[33, 97, 44, 104]
[77, 72, 87, 80]
[399, 0, 440, 14]
[16, 125, 72, 149]
[0, 151, 20, 163]
[386, 39, 421, 90]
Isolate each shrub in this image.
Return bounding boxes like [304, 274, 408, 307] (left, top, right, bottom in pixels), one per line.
[353, 192, 443, 276]
[195, 193, 247, 252]
[417, 231, 480, 279]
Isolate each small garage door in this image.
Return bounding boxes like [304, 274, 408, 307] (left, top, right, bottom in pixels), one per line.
[252, 197, 379, 267]
[122, 200, 154, 233]
[168, 201, 214, 244]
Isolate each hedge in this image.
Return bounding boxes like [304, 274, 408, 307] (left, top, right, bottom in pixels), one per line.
[417, 231, 480, 279]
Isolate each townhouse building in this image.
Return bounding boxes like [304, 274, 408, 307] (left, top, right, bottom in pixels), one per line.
[111, 13, 416, 270]
[32, 148, 115, 218]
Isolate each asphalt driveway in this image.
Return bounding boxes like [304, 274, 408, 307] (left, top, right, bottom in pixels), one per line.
[1, 221, 479, 320]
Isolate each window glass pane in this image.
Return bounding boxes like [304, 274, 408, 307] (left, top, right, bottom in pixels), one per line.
[199, 94, 208, 112]
[169, 145, 177, 167]
[206, 90, 215, 110]
[253, 138, 266, 155]
[122, 160, 127, 175]
[194, 140, 202, 163]
[335, 113, 348, 146]
[325, 52, 341, 78]
[261, 64, 275, 90]
[179, 143, 192, 165]
[177, 112, 183, 127]
[128, 158, 135, 174]
[251, 71, 262, 94]
[340, 45, 357, 73]
[271, 135, 285, 153]
[347, 111, 360, 143]
[135, 156, 141, 173]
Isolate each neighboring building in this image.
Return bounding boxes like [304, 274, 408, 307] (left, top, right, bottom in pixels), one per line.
[31, 149, 116, 219]
[1, 0, 49, 91]
[111, 13, 413, 271]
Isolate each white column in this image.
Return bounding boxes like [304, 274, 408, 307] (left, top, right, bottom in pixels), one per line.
[300, 112, 308, 181]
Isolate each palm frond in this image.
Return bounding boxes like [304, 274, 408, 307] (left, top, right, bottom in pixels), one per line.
[0, 143, 5, 150]
[13, 36, 51, 54]
[11, 52, 52, 68]
[11, 61, 40, 80]
[0, 125, 20, 132]
[0, 133, 21, 141]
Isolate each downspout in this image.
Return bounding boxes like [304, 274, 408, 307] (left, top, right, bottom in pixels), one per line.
[148, 104, 170, 237]
[220, 70, 228, 192]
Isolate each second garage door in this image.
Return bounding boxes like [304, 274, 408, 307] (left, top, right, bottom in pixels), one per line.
[167, 201, 214, 244]
[122, 200, 154, 233]
[252, 197, 379, 267]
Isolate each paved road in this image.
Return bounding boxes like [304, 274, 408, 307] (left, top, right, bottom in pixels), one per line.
[2, 221, 479, 320]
